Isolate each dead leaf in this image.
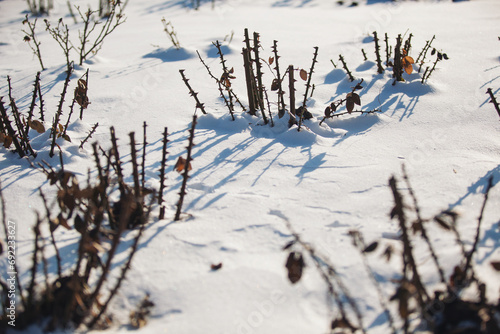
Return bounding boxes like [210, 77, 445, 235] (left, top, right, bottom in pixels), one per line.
[271, 78, 280, 91]
[174, 156, 192, 173]
[211, 263, 223, 271]
[346, 99, 355, 113]
[491, 261, 500, 271]
[285, 251, 304, 284]
[2, 135, 13, 148]
[299, 69, 308, 81]
[402, 56, 414, 75]
[363, 241, 378, 253]
[29, 119, 45, 133]
[346, 92, 361, 106]
[269, 57, 274, 65]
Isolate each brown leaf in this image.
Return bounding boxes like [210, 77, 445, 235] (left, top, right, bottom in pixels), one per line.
[29, 119, 46, 133]
[56, 213, 71, 230]
[346, 99, 355, 113]
[211, 263, 223, 271]
[363, 241, 378, 253]
[271, 78, 280, 91]
[402, 56, 414, 75]
[491, 261, 500, 271]
[62, 134, 71, 142]
[285, 251, 304, 284]
[269, 57, 274, 65]
[2, 135, 13, 148]
[299, 69, 308, 81]
[74, 214, 86, 234]
[331, 317, 357, 331]
[174, 156, 192, 173]
[347, 92, 361, 106]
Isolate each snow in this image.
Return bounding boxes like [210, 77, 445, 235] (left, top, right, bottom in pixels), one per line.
[0, 0, 499, 333]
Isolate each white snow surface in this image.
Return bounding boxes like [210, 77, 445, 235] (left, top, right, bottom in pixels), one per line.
[0, 0, 500, 333]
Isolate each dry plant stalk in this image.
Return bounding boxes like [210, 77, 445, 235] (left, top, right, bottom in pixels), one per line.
[175, 115, 197, 221]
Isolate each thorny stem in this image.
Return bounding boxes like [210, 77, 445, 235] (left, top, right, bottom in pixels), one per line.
[50, 65, 73, 157]
[197, 49, 232, 116]
[39, 188, 62, 279]
[272, 40, 286, 114]
[373, 31, 384, 74]
[23, 15, 45, 71]
[416, 35, 435, 72]
[284, 219, 366, 334]
[179, 69, 207, 114]
[158, 127, 169, 207]
[339, 54, 355, 81]
[129, 132, 141, 199]
[402, 165, 448, 289]
[25, 71, 41, 137]
[486, 88, 500, 118]
[79, 122, 99, 149]
[141, 122, 147, 191]
[389, 176, 429, 309]
[463, 176, 494, 281]
[175, 115, 197, 221]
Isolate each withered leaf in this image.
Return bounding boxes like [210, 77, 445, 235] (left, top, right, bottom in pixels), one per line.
[56, 213, 71, 230]
[0, 134, 13, 148]
[74, 214, 86, 234]
[363, 241, 378, 253]
[174, 156, 192, 173]
[285, 251, 304, 284]
[491, 261, 500, 271]
[443, 53, 449, 60]
[346, 92, 361, 106]
[299, 69, 308, 81]
[29, 119, 46, 133]
[269, 57, 274, 65]
[278, 109, 285, 119]
[62, 134, 71, 142]
[331, 317, 357, 331]
[402, 56, 414, 75]
[271, 78, 280, 91]
[346, 99, 355, 113]
[211, 263, 223, 271]
[324, 106, 332, 118]
[431, 48, 436, 56]
[49, 219, 59, 233]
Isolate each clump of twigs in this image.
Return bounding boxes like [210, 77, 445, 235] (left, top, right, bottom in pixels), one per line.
[319, 79, 381, 125]
[75, 3, 126, 65]
[283, 217, 365, 333]
[0, 136, 157, 331]
[421, 48, 449, 84]
[197, 41, 245, 120]
[161, 18, 181, 50]
[281, 168, 500, 333]
[22, 15, 45, 71]
[386, 167, 499, 333]
[486, 88, 500, 118]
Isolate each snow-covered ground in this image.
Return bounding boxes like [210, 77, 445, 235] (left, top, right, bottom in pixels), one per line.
[0, 0, 499, 333]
